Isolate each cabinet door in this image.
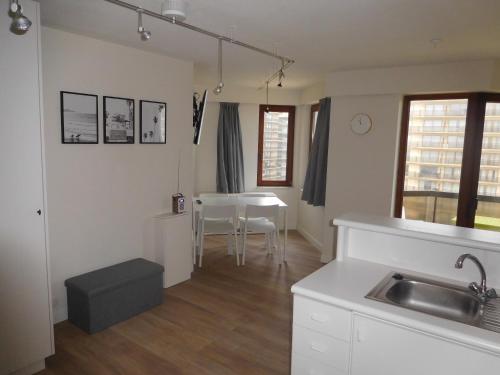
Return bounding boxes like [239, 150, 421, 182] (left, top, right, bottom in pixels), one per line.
[0, 1, 53, 373]
[351, 314, 499, 375]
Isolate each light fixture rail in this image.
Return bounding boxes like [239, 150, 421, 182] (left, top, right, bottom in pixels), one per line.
[103, 0, 294, 86]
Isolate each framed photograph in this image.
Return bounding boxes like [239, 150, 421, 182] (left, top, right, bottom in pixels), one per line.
[140, 100, 167, 144]
[61, 91, 98, 144]
[104, 96, 135, 144]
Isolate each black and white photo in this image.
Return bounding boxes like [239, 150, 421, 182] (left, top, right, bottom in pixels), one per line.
[104, 96, 135, 144]
[60, 91, 98, 144]
[140, 100, 166, 144]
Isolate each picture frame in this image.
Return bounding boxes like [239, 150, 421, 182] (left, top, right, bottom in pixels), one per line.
[104, 96, 135, 144]
[140, 100, 167, 144]
[60, 91, 98, 144]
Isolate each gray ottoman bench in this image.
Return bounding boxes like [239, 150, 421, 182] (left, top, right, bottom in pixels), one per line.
[64, 258, 164, 334]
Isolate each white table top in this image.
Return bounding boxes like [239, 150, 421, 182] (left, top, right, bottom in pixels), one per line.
[193, 195, 288, 209]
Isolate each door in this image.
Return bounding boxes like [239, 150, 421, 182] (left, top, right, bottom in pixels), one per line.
[473, 97, 500, 230]
[351, 314, 499, 375]
[0, 1, 53, 373]
[395, 93, 500, 231]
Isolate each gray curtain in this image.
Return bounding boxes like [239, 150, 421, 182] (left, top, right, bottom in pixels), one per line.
[301, 97, 331, 206]
[216, 102, 245, 193]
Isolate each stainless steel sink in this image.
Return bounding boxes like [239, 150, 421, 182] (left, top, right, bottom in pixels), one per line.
[366, 272, 500, 333]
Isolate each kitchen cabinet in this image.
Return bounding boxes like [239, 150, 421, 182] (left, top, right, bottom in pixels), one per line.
[351, 314, 498, 375]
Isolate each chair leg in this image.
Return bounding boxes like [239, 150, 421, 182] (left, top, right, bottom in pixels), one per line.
[242, 224, 247, 266]
[266, 232, 271, 254]
[198, 224, 205, 268]
[234, 229, 240, 266]
[275, 228, 282, 265]
[193, 228, 197, 265]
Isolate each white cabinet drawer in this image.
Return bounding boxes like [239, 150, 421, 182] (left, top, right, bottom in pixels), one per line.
[294, 295, 351, 340]
[292, 325, 350, 372]
[292, 352, 346, 375]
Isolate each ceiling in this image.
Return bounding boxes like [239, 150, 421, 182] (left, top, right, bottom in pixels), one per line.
[39, 0, 500, 89]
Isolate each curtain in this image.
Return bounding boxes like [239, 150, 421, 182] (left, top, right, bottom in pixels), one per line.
[216, 102, 245, 193]
[301, 97, 331, 206]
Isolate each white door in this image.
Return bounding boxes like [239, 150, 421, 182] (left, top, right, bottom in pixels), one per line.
[351, 314, 499, 375]
[0, 1, 53, 373]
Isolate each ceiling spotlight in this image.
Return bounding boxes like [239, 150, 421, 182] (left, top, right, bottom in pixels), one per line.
[277, 59, 285, 87]
[9, 0, 32, 35]
[213, 39, 224, 95]
[137, 8, 151, 41]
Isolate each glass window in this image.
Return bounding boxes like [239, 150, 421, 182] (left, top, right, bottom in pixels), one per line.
[258, 105, 295, 186]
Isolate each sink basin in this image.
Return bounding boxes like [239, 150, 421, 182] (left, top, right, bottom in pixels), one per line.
[366, 272, 500, 333]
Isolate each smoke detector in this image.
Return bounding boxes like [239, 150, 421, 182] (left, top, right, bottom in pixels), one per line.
[161, 0, 187, 23]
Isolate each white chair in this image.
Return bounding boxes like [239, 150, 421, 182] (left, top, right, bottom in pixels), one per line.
[199, 192, 229, 197]
[195, 205, 240, 267]
[240, 204, 281, 266]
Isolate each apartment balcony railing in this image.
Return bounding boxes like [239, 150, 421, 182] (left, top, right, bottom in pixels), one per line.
[403, 190, 500, 231]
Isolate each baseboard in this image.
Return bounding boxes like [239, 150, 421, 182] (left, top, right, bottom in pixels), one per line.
[296, 227, 323, 252]
[10, 359, 45, 375]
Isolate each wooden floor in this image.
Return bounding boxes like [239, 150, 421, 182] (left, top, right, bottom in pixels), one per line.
[40, 231, 323, 375]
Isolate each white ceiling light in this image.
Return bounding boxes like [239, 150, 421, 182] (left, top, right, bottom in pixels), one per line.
[161, 0, 187, 23]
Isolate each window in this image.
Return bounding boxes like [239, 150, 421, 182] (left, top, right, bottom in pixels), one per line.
[395, 93, 500, 231]
[309, 103, 320, 151]
[257, 105, 295, 186]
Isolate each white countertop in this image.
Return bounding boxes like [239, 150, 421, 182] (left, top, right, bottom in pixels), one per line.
[334, 213, 500, 253]
[292, 258, 500, 355]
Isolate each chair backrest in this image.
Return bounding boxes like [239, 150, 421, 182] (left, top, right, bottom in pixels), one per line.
[201, 205, 238, 221]
[245, 204, 279, 221]
[240, 192, 277, 197]
[199, 193, 228, 198]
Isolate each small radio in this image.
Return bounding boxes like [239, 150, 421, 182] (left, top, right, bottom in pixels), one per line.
[172, 193, 185, 214]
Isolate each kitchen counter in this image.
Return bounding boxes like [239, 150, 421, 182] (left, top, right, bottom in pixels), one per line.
[292, 257, 500, 355]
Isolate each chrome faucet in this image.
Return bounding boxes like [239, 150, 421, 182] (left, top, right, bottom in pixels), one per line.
[455, 254, 497, 302]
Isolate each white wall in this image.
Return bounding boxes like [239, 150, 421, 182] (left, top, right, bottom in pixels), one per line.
[322, 60, 500, 262]
[42, 27, 194, 322]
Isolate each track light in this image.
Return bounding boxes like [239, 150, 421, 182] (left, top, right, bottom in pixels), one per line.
[9, 0, 31, 35]
[265, 82, 270, 112]
[213, 39, 224, 95]
[137, 8, 151, 41]
[277, 59, 285, 87]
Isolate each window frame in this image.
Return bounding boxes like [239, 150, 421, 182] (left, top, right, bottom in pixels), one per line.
[394, 92, 500, 228]
[309, 102, 320, 153]
[257, 104, 296, 187]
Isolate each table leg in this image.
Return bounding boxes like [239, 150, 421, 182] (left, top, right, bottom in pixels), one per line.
[284, 207, 288, 263]
[192, 204, 196, 264]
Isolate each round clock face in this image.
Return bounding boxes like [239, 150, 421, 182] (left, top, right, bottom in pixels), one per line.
[350, 114, 372, 135]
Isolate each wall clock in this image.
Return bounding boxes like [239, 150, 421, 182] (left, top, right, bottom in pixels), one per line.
[350, 113, 372, 135]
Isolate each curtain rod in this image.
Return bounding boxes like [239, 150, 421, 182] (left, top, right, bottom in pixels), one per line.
[103, 0, 295, 85]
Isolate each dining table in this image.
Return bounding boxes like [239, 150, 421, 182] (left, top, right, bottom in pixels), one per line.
[192, 195, 289, 262]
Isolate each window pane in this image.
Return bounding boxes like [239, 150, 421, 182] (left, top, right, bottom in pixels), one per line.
[402, 99, 468, 225]
[311, 110, 319, 144]
[474, 102, 500, 231]
[262, 111, 289, 181]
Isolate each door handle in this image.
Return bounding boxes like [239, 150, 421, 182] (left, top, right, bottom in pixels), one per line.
[310, 313, 328, 323]
[310, 342, 327, 353]
[36, 209, 42, 215]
